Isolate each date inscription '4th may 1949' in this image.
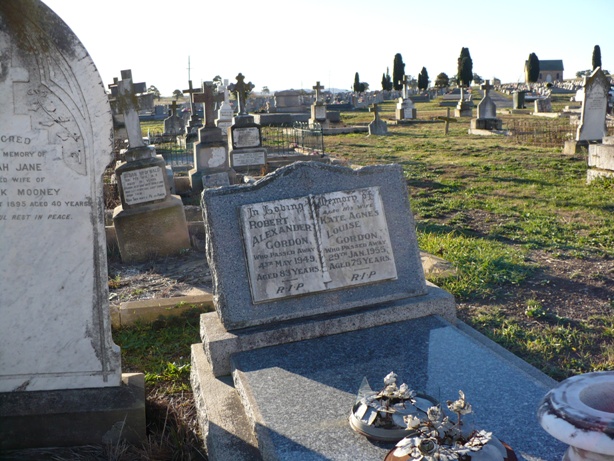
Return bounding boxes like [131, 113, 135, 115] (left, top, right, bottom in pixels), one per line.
[240, 187, 397, 303]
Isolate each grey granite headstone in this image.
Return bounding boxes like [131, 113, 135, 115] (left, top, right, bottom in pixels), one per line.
[202, 162, 427, 330]
[577, 67, 609, 141]
[0, 0, 144, 449]
[368, 104, 388, 135]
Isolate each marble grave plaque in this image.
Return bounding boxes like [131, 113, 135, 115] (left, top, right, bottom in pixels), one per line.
[232, 150, 266, 167]
[241, 188, 396, 303]
[232, 127, 261, 148]
[121, 166, 167, 205]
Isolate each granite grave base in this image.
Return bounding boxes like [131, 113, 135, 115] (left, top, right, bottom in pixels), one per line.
[470, 118, 503, 130]
[0, 373, 145, 450]
[191, 316, 566, 461]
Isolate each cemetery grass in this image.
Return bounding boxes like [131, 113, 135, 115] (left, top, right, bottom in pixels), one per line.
[327, 113, 614, 381]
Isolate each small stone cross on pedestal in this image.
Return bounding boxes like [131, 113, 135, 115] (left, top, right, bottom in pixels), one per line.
[117, 70, 145, 148]
[183, 80, 202, 112]
[481, 80, 493, 98]
[229, 73, 254, 116]
[193, 82, 216, 128]
[369, 103, 380, 121]
[403, 75, 410, 99]
[169, 100, 178, 117]
[313, 81, 324, 103]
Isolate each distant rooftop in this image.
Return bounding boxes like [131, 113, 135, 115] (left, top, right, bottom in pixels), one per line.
[539, 60, 564, 71]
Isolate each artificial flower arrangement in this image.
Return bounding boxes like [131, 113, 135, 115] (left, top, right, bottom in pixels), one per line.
[349, 372, 438, 442]
[349, 372, 516, 460]
[387, 391, 513, 461]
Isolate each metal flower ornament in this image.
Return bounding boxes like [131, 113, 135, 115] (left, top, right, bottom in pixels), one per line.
[392, 391, 507, 461]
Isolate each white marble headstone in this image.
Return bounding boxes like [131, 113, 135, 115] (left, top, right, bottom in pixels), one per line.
[0, 1, 121, 392]
[577, 68, 609, 142]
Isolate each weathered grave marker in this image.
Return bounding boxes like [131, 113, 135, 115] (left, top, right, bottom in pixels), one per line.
[576, 67, 608, 142]
[0, 0, 144, 449]
[216, 78, 234, 134]
[469, 80, 503, 132]
[396, 75, 417, 121]
[163, 100, 185, 136]
[227, 73, 267, 174]
[437, 108, 457, 135]
[368, 103, 388, 135]
[190, 81, 233, 191]
[112, 70, 190, 263]
[310, 80, 329, 128]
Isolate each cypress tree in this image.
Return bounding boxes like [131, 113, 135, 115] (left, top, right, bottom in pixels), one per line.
[353, 72, 361, 93]
[393, 53, 405, 91]
[418, 67, 429, 91]
[592, 45, 602, 70]
[526, 52, 540, 83]
[457, 48, 473, 87]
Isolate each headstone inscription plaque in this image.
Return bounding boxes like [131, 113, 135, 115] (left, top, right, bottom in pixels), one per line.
[240, 187, 397, 303]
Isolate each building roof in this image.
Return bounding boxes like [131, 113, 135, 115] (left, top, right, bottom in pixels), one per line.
[539, 60, 564, 71]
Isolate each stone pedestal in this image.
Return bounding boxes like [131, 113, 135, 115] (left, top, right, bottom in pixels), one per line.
[1, 374, 145, 450]
[310, 103, 329, 128]
[563, 140, 589, 155]
[190, 125, 233, 193]
[454, 100, 473, 117]
[470, 118, 503, 130]
[113, 146, 190, 263]
[587, 136, 614, 182]
[113, 195, 190, 263]
[228, 115, 267, 174]
[396, 97, 416, 120]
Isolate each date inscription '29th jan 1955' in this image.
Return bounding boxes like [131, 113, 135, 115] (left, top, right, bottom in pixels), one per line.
[240, 187, 397, 303]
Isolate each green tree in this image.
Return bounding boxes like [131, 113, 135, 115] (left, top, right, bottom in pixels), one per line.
[592, 45, 602, 70]
[457, 48, 473, 87]
[472, 73, 484, 85]
[434, 72, 449, 89]
[418, 67, 429, 91]
[148, 85, 161, 100]
[353, 72, 361, 93]
[393, 53, 405, 91]
[172, 89, 183, 100]
[381, 67, 393, 91]
[261, 86, 270, 95]
[526, 52, 540, 83]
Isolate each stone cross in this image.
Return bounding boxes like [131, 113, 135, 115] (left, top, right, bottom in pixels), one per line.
[229, 73, 254, 116]
[313, 81, 324, 103]
[169, 100, 178, 116]
[193, 81, 216, 127]
[222, 79, 230, 105]
[437, 107, 457, 135]
[117, 69, 145, 148]
[369, 103, 380, 120]
[183, 79, 201, 111]
[403, 75, 410, 99]
[481, 80, 493, 98]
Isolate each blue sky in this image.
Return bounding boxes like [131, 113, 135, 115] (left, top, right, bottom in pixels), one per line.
[43, 0, 613, 95]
